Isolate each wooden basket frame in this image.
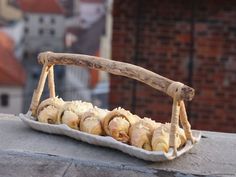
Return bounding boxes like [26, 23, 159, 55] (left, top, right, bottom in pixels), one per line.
[29, 51, 196, 155]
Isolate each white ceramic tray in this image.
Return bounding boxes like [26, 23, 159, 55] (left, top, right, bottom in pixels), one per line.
[19, 113, 201, 162]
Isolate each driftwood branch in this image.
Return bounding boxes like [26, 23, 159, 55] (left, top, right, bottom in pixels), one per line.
[38, 52, 195, 101]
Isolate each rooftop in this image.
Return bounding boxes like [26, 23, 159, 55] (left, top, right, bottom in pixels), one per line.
[0, 31, 25, 86]
[80, 0, 105, 3]
[17, 0, 64, 14]
[0, 114, 235, 177]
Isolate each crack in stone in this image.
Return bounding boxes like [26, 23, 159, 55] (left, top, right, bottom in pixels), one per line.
[201, 135, 208, 139]
[62, 160, 73, 177]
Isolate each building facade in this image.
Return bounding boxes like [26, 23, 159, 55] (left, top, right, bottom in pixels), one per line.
[0, 87, 24, 114]
[18, 0, 65, 57]
[0, 31, 26, 115]
[64, 0, 111, 108]
[111, 0, 236, 133]
[18, 0, 65, 111]
[23, 13, 64, 54]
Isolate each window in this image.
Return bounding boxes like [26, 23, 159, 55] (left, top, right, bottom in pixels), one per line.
[38, 28, 44, 35]
[8, 0, 18, 8]
[24, 15, 29, 22]
[81, 19, 86, 24]
[51, 18, 55, 24]
[39, 16, 44, 23]
[23, 51, 29, 59]
[96, 7, 101, 14]
[24, 27, 29, 34]
[1, 94, 9, 107]
[50, 29, 55, 36]
[32, 67, 40, 79]
[32, 72, 40, 79]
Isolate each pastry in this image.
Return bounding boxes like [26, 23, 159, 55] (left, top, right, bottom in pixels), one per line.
[103, 108, 140, 143]
[37, 97, 65, 124]
[80, 107, 109, 135]
[152, 123, 186, 152]
[129, 118, 161, 151]
[178, 127, 187, 147]
[57, 100, 93, 130]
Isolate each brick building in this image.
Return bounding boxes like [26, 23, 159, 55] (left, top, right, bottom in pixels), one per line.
[110, 0, 236, 132]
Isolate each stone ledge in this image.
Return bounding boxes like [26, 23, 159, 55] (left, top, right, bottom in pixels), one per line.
[0, 150, 197, 177]
[0, 114, 236, 177]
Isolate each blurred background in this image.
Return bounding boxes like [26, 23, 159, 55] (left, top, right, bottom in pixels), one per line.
[0, 0, 235, 133]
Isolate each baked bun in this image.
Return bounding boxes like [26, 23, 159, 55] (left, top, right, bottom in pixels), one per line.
[37, 97, 65, 124]
[103, 108, 140, 143]
[129, 118, 161, 151]
[80, 107, 109, 135]
[152, 123, 186, 152]
[57, 101, 93, 130]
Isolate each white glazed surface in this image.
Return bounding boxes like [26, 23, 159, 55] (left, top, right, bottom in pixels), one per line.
[19, 113, 201, 162]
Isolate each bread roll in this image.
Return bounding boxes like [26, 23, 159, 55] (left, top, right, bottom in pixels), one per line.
[129, 118, 161, 151]
[57, 101, 93, 130]
[80, 107, 108, 135]
[152, 123, 186, 152]
[103, 108, 140, 143]
[37, 97, 65, 124]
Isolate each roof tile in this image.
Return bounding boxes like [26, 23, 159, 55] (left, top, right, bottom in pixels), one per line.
[0, 32, 26, 86]
[18, 0, 64, 14]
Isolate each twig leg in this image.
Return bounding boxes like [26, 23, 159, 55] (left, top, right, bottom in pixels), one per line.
[169, 98, 181, 156]
[48, 65, 56, 98]
[180, 101, 196, 143]
[29, 64, 49, 116]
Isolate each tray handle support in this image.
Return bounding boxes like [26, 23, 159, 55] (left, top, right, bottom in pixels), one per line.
[48, 65, 56, 98]
[180, 101, 196, 143]
[167, 82, 196, 155]
[29, 63, 50, 116]
[167, 82, 182, 155]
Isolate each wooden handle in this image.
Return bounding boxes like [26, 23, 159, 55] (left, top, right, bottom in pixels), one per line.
[38, 51, 195, 101]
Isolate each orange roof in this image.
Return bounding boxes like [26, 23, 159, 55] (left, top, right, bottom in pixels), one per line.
[0, 32, 26, 86]
[0, 31, 14, 51]
[80, 0, 104, 3]
[18, 0, 64, 14]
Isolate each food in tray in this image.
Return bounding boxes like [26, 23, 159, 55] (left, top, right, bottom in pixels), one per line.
[152, 123, 187, 152]
[57, 101, 93, 130]
[37, 97, 65, 124]
[36, 98, 187, 152]
[129, 118, 161, 151]
[103, 107, 141, 143]
[80, 107, 109, 135]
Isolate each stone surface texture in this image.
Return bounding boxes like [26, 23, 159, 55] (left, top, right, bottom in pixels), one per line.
[0, 114, 235, 177]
